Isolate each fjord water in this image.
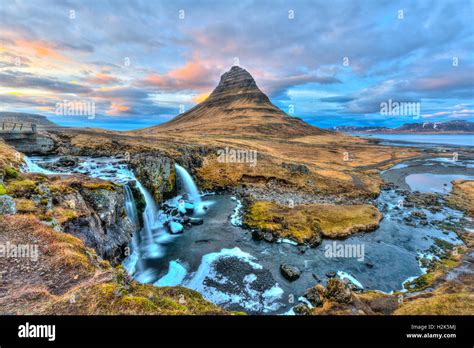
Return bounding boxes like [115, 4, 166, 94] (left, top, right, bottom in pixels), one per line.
[355, 133, 473, 147]
[22, 155, 471, 314]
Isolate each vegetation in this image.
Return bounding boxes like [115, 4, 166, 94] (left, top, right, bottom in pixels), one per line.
[4, 165, 19, 179]
[244, 201, 382, 243]
[447, 180, 474, 218]
[0, 215, 231, 315]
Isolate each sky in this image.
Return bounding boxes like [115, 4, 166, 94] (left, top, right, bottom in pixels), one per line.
[0, 0, 473, 130]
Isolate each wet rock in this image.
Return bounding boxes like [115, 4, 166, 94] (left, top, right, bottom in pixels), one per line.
[56, 156, 78, 167]
[188, 217, 204, 225]
[293, 303, 310, 315]
[297, 245, 307, 254]
[263, 231, 276, 243]
[411, 211, 427, 220]
[169, 221, 184, 234]
[308, 232, 322, 247]
[280, 263, 301, 281]
[325, 278, 352, 303]
[251, 230, 264, 241]
[184, 202, 194, 213]
[130, 153, 176, 202]
[304, 287, 322, 307]
[0, 195, 16, 215]
[326, 271, 336, 278]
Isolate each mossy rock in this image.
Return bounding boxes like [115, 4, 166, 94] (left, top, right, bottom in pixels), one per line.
[0, 184, 6, 195]
[6, 179, 38, 196]
[4, 166, 19, 179]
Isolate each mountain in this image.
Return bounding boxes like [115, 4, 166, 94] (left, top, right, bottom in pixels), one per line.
[331, 126, 390, 133]
[134, 66, 330, 138]
[394, 120, 474, 133]
[332, 120, 474, 134]
[0, 112, 58, 130]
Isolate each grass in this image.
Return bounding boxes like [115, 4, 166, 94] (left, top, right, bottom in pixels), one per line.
[447, 180, 474, 218]
[14, 198, 38, 213]
[0, 211, 232, 316]
[404, 256, 461, 291]
[5, 179, 38, 196]
[4, 165, 19, 179]
[395, 293, 474, 315]
[244, 201, 382, 243]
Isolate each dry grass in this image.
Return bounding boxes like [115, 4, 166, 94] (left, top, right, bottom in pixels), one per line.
[244, 201, 382, 243]
[447, 180, 474, 218]
[0, 215, 231, 315]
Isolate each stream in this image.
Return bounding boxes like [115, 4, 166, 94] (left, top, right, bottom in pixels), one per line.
[23, 154, 474, 314]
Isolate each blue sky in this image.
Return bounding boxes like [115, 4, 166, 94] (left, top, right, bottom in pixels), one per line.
[0, 0, 473, 129]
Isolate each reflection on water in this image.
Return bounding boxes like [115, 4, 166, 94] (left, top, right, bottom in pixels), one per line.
[406, 173, 474, 193]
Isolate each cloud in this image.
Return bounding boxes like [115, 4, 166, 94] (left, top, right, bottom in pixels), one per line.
[320, 96, 354, 103]
[0, 0, 472, 125]
[0, 71, 92, 94]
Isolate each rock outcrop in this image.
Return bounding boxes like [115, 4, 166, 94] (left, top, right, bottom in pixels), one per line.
[2, 171, 136, 265]
[130, 152, 176, 203]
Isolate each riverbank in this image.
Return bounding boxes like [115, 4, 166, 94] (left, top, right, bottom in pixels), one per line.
[1, 131, 473, 315]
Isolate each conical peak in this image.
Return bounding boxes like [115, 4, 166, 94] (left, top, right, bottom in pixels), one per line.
[217, 66, 257, 89]
[206, 66, 268, 103]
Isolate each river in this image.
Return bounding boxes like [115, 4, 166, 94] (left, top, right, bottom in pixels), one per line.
[23, 154, 474, 314]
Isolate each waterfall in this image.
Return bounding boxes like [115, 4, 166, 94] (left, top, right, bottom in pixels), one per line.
[174, 163, 202, 206]
[124, 185, 139, 226]
[21, 156, 55, 175]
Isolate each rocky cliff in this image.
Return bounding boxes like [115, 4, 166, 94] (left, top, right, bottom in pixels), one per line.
[0, 152, 135, 264]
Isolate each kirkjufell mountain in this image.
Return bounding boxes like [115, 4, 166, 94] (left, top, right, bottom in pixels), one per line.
[135, 66, 330, 137]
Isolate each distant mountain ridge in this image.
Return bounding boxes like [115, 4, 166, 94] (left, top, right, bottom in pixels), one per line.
[0, 112, 58, 129]
[332, 120, 474, 134]
[134, 66, 331, 138]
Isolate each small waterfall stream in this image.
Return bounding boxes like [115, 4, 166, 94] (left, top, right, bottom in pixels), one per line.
[22, 156, 56, 175]
[174, 163, 203, 211]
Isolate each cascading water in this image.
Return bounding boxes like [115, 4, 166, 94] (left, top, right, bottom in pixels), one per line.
[22, 156, 213, 284]
[174, 163, 203, 212]
[124, 185, 139, 226]
[22, 156, 56, 175]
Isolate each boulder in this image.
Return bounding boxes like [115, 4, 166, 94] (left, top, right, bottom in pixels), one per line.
[280, 263, 301, 281]
[188, 217, 204, 225]
[251, 230, 264, 241]
[293, 303, 310, 315]
[308, 232, 322, 247]
[304, 287, 323, 307]
[184, 202, 194, 213]
[56, 156, 78, 167]
[325, 278, 352, 303]
[169, 221, 184, 234]
[0, 195, 16, 215]
[281, 162, 310, 174]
